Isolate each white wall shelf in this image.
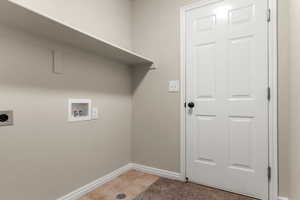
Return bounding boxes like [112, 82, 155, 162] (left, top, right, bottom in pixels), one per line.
[0, 0, 154, 67]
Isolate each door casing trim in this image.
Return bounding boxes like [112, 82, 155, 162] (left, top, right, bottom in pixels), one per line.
[179, 0, 278, 199]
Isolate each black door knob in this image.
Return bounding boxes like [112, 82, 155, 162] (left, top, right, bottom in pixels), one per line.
[188, 102, 195, 108]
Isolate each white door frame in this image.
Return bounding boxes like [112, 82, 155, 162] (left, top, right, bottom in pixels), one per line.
[179, 0, 278, 199]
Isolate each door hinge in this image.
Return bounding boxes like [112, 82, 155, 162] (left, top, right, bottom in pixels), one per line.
[267, 9, 271, 22]
[268, 166, 271, 181]
[267, 87, 271, 101]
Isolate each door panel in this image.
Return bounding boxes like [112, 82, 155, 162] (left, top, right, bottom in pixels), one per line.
[228, 117, 254, 171]
[195, 116, 218, 166]
[229, 36, 253, 97]
[185, 0, 269, 199]
[195, 43, 216, 98]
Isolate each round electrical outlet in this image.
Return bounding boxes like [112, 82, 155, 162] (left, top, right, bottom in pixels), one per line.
[0, 114, 9, 122]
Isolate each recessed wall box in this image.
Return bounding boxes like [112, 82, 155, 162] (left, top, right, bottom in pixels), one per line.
[0, 111, 13, 126]
[68, 99, 91, 122]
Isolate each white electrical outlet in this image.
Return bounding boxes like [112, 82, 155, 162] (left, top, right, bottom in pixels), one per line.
[168, 80, 180, 92]
[92, 107, 99, 120]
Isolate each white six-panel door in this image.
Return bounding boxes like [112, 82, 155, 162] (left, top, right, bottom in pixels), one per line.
[185, 0, 269, 199]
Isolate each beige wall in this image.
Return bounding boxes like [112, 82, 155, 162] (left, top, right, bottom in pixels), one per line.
[11, 0, 133, 49]
[0, 0, 295, 199]
[132, 0, 198, 172]
[0, 0, 133, 200]
[278, 0, 290, 197]
[289, 0, 300, 199]
[131, 0, 291, 198]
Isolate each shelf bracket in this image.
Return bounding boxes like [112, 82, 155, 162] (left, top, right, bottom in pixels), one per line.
[52, 50, 63, 74]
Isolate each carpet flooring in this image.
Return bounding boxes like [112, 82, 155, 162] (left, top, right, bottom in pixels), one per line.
[133, 178, 257, 200]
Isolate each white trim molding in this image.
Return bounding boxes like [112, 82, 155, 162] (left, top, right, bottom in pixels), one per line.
[57, 164, 132, 200]
[268, 0, 278, 199]
[131, 163, 182, 181]
[180, 0, 278, 199]
[278, 197, 289, 200]
[180, 4, 187, 183]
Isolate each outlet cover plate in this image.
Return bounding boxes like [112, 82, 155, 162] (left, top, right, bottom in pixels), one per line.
[91, 107, 99, 120]
[168, 80, 180, 92]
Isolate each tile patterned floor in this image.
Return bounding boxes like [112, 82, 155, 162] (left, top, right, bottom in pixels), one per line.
[79, 170, 257, 200]
[79, 170, 159, 200]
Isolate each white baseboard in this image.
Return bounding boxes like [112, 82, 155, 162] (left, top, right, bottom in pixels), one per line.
[57, 164, 132, 200]
[278, 197, 289, 200]
[131, 163, 182, 181]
